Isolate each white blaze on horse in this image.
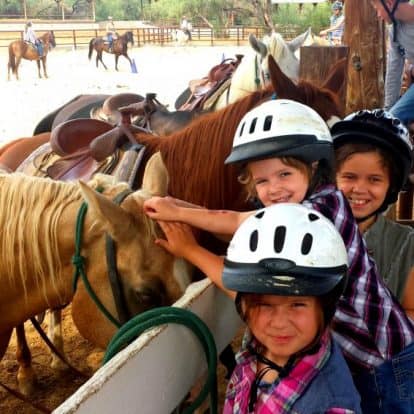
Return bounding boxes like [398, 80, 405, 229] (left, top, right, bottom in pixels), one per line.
[0, 154, 192, 394]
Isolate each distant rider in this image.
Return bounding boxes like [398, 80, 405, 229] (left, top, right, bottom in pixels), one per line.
[24, 21, 43, 58]
[180, 15, 192, 40]
[106, 16, 117, 52]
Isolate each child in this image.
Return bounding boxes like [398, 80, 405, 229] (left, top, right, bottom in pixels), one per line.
[220, 203, 361, 412]
[144, 99, 414, 413]
[333, 109, 414, 317]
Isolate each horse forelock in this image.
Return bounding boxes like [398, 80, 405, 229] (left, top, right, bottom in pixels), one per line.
[0, 174, 81, 303]
[157, 89, 272, 209]
[296, 80, 342, 120]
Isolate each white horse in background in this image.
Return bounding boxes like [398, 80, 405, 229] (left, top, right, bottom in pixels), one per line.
[172, 29, 190, 45]
[212, 28, 312, 110]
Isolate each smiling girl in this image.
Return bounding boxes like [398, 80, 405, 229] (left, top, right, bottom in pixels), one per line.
[333, 109, 414, 315]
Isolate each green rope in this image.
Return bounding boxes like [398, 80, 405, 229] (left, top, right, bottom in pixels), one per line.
[72, 188, 121, 328]
[103, 307, 218, 414]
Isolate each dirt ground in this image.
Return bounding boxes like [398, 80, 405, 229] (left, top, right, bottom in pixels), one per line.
[0, 306, 242, 413]
[0, 43, 249, 413]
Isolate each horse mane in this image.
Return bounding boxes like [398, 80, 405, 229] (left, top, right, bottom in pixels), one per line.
[296, 80, 342, 118]
[0, 174, 81, 303]
[134, 88, 273, 210]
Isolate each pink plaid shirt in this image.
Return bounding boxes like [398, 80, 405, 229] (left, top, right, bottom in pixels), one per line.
[224, 330, 357, 414]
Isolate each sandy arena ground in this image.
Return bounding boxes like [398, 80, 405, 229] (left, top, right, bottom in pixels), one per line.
[0, 43, 250, 143]
[0, 43, 248, 413]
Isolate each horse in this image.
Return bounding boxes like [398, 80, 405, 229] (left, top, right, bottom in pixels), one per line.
[7, 31, 56, 81]
[88, 31, 134, 71]
[172, 29, 191, 45]
[2, 55, 344, 395]
[0, 156, 192, 396]
[175, 29, 313, 112]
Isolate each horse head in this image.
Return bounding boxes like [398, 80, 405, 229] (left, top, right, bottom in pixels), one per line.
[267, 54, 343, 124]
[46, 31, 56, 48]
[72, 153, 191, 347]
[125, 31, 134, 46]
[250, 30, 307, 83]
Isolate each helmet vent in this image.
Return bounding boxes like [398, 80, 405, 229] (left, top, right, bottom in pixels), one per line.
[263, 115, 273, 131]
[249, 230, 258, 251]
[239, 122, 245, 137]
[308, 213, 319, 222]
[301, 233, 313, 254]
[249, 118, 258, 134]
[255, 211, 265, 219]
[274, 226, 286, 253]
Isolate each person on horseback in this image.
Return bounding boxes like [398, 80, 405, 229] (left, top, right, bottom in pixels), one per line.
[23, 21, 43, 58]
[180, 15, 192, 40]
[319, 1, 344, 45]
[106, 16, 117, 52]
[370, 0, 414, 127]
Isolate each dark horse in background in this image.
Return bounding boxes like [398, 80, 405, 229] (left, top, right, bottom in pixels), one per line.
[88, 31, 134, 71]
[7, 31, 56, 81]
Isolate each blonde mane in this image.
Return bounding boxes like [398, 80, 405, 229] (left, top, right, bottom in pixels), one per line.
[0, 174, 82, 302]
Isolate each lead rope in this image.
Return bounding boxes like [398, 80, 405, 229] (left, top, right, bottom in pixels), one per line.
[103, 306, 218, 414]
[72, 193, 121, 328]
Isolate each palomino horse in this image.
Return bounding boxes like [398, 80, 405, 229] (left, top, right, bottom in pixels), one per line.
[88, 31, 134, 71]
[1, 55, 344, 395]
[7, 31, 56, 81]
[0, 156, 192, 396]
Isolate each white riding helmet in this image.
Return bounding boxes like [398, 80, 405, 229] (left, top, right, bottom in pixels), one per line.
[225, 99, 333, 165]
[223, 203, 348, 298]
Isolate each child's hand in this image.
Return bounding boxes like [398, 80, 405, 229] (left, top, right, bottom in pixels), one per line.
[143, 196, 179, 221]
[155, 221, 198, 258]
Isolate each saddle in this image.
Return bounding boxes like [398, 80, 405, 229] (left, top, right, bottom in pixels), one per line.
[43, 108, 148, 184]
[90, 93, 144, 125]
[179, 54, 244, 112]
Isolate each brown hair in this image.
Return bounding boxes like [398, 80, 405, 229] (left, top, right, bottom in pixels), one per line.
[335, 142, 396, 189]
[237, 157, 313, 200]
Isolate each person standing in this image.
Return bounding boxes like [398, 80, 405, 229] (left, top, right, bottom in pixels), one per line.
[23, 21, 43, 58]
[106, 16, 117, 52]
[370, 0, 414, 127]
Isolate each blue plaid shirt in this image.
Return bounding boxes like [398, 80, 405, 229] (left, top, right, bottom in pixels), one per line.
[304, 185, 414, 373]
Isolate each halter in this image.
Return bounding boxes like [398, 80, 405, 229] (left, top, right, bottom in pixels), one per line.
[72, 187, 133, 328]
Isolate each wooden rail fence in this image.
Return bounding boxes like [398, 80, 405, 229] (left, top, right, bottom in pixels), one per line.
[0, 25, 268, 49]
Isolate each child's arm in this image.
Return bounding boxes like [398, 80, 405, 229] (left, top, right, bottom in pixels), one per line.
[144, 196, 254, 235]
[402, 267, 414, 320]
[156, 221, 236, 299]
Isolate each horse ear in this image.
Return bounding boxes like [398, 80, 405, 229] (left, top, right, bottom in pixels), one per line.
[141, 151, 169, 197]
[322, 57, 347, 95]
[287, 28, 310, 52]
[78, 180, 134, 241]
[268, 55, 300, 100]
[249, 34, 267, 58]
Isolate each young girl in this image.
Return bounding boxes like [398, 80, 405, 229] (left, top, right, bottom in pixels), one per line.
[332, 109, 414, 317]
[145, 99, 414, 413]
[218, 203, 361, 413]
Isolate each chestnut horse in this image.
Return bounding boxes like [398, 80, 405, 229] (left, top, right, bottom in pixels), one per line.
[7, 31, 56, 81]
[2, 55, 344, 396]
[88, 31, 134, 71]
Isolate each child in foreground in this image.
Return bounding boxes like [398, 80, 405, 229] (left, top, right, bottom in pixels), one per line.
[145, 99, 414, 413]
[220, 203, 361, 413]
[333, 109, 414, 317]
